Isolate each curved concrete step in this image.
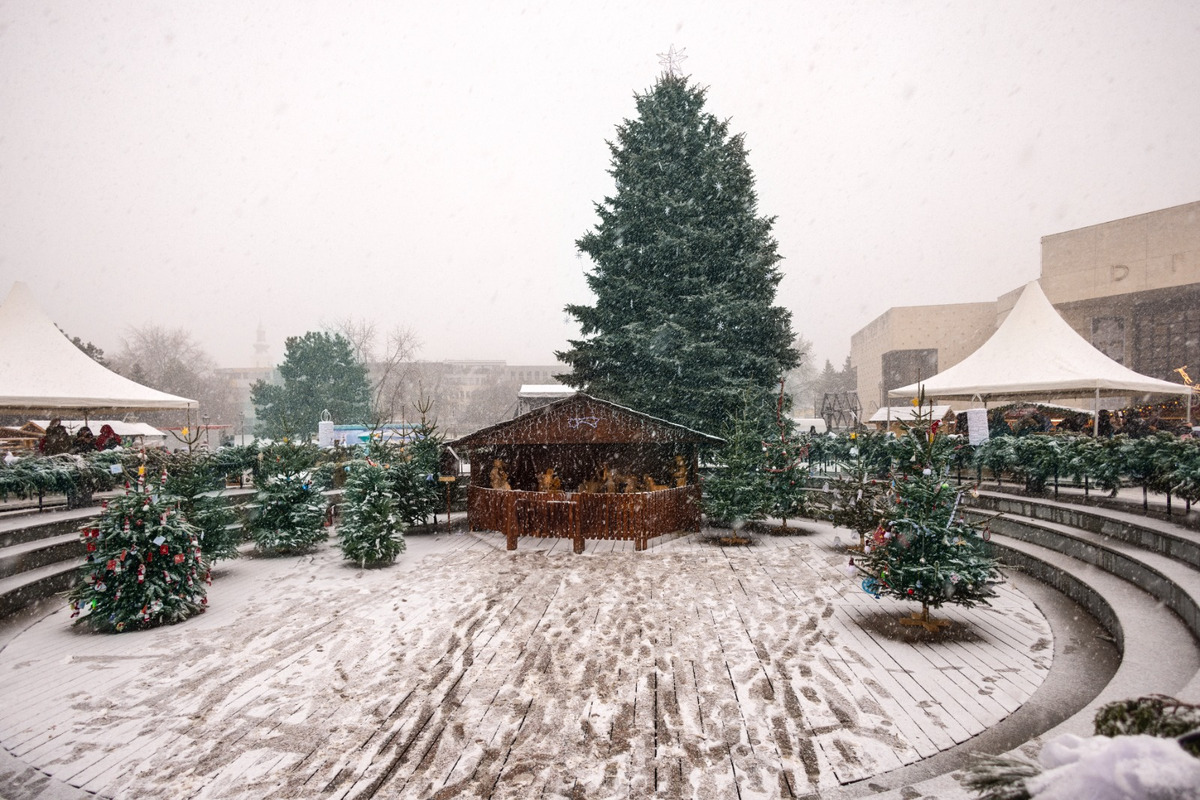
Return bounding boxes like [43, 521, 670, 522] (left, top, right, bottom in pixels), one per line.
[0, 559, 78, 618]
[990, 533, 1200, 706]
[0, 508, 98, 550]
[0, 532, 81, 581]
[984, 482, 1200, 532]
[972, 490, 1200, 571]
[970, 507, 1200, 643]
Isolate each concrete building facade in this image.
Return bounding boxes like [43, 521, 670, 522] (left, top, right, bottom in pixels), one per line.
[851, 302, 997, 417]
[850, 201, 1200, 418]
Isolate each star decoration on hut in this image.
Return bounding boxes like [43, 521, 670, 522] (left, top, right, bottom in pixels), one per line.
[657, 44, 687, 76]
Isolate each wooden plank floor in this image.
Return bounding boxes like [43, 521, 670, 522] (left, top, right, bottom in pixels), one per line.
[0, 522, 1051, 799]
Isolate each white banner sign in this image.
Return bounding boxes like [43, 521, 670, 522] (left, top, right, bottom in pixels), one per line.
[967, 408, 990, 446]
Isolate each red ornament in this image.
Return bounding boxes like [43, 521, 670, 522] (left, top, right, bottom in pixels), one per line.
[160, 544, 169, 555]
[173, 553, 185, 564]
[906, 588, 914, 595]
[86, 542, 96, 552]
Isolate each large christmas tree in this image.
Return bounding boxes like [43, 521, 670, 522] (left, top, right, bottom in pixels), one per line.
[557, 71, 799, 435]
[854, 398, 1000, 631]
[68, 460, 208, 632]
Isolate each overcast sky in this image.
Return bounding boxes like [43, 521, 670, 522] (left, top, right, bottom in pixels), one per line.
[2, 1, 1199, 373]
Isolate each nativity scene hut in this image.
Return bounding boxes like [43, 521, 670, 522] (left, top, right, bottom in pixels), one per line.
[447, 393, 723, 552]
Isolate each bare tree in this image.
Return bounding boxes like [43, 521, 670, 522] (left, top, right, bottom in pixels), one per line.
[109, 326, 236, 428]
[403, 361, 460, 431]
[333, 317, 379, 365]
[784, 334, 817, 415]
[330, 317, 422, 425]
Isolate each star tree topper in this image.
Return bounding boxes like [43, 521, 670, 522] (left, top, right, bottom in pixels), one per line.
[657, 44, 687, 76]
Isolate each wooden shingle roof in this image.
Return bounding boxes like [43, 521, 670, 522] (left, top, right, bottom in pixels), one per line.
[447, 393, 723, 449]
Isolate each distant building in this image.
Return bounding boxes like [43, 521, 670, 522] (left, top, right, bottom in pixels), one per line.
[437, 361, 562, 406]
[213, 365, 276, 437]
[850, 201, 1200, 417]
[851, 303, 995, 417]
[253, 321, 270, 369]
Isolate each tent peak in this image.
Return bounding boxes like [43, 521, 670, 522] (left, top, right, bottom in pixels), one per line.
[0, 281, 198, 412]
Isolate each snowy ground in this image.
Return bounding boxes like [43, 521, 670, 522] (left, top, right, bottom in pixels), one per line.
[0, 525, 1052, 799]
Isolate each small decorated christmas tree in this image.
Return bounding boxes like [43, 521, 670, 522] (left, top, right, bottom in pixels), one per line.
[68, 458, 208, 632]
[339, 459, 405, 566]
[761, 382, 808, 529]
[250, 470, 327, 554]
[854, 394, 999, 631]
[148, 450, 240, 562]
[825, 431, 889, 550]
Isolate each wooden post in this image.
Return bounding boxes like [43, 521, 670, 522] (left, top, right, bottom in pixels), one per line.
[571, 502, 584, 554]
[898, 603, 951, 633]
[440, 475, 456, 531]
[505, 494, 517, 551]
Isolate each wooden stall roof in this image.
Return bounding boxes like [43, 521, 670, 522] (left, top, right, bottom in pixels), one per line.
[447, 393, 724, 449]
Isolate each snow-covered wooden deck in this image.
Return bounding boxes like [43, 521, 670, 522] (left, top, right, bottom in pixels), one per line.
[0, 523, 1052, 799]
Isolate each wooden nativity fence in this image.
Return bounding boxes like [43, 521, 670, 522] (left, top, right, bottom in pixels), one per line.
[467, 485, 702, 552]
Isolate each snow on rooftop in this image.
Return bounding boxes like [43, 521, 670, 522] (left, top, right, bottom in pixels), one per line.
[518, 384, 573, 396]
[868, 405, 954, 423]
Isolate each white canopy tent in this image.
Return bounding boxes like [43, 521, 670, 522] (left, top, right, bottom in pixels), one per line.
[889, 281, 1192, 435]
[0, 282, 197, 413]
[868, 405, 953, 428]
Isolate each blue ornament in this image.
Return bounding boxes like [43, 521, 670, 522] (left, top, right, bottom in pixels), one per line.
[861, 577, 881, 598]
